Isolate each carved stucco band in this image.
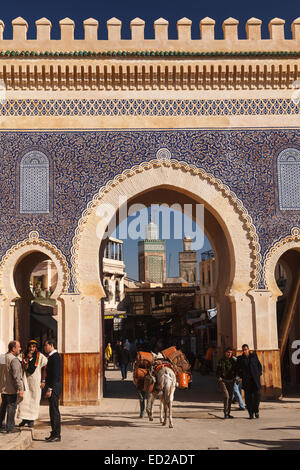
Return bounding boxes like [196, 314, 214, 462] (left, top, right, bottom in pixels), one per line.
[263, 227, 300, 294]
[0, 231, 70, 299]
[70, 159, 262, 294]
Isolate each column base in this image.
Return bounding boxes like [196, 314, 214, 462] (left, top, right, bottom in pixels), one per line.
[60, 352, 102, 406]
[256, 349, 282, 400]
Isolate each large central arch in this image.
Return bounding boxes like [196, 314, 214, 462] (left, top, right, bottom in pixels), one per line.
[72, 159, 260, 294]
[71, 159, 262, 353]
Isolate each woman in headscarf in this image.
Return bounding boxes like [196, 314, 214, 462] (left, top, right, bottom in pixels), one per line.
[17, 340, 48, 428]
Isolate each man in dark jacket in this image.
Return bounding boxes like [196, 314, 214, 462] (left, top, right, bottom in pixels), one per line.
[119, 343, 130, 380]
[44, 339, 62, 441]
[114, 340, 122, 367]
[216, 347, 237, 419]
[237, 344, 262, 419]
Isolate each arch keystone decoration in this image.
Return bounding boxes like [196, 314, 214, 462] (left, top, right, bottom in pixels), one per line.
[70, 159, 261, 296]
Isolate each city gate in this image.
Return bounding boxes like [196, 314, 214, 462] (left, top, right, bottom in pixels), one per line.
[0, 15, 300, 403]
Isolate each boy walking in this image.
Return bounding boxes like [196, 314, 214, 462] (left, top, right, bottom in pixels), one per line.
[216, 347, 237, 419]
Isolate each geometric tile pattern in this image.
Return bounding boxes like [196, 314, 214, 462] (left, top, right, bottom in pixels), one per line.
[148, 255, 164, 283]
[0, 98, 299, 117]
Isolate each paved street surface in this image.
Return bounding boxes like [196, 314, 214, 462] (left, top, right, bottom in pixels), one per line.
[26, 368, 300, 451]
[2, 368, 300, 451]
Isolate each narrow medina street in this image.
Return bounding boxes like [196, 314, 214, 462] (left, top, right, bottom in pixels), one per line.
[8, 367, 299, 451]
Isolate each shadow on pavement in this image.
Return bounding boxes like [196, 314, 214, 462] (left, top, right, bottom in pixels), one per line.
[224, 437, 300, 450]
[104, 370, 221, 402]
[261, 425, 300, 431]
[57, 416, 140, 428]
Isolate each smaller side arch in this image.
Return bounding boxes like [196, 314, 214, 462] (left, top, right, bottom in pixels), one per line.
[0, 230, 70, 301]
[264, 227, 300, 297]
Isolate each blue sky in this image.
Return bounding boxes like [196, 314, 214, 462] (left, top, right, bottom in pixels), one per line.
[111, 206, 211, 281]
[1, 0, 299, 40]
[121, 234, 212, 281]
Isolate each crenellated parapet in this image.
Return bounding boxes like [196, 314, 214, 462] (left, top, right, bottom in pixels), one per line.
[0, 16, 300, 52]
[1, 17, 300, 92]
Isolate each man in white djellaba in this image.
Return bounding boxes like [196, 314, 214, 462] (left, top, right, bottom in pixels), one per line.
[17, 340, 48, 428]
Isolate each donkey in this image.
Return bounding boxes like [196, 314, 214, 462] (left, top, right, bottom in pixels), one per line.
[146, 364, 177, 428]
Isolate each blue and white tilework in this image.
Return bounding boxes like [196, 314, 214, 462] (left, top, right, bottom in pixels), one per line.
[0, 98, 299, 117]
[0, 128, 299, 291]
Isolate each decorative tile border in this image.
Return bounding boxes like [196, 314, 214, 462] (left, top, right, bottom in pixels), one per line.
[1, 50, 300, 58]
[0, 98, 299, 117]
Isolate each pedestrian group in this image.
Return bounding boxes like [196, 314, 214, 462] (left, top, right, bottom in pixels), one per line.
[0, 338, 62, 441]
[216, 344, 262, 419]
[0, 336, 264, 440]
[109, 338, 263, 421]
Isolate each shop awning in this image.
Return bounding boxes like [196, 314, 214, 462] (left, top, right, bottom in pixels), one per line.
[31, 301, 57, 316]
[104, 311, 127, 320]
[31, 313, 57, 331]
[195, 323, 216, 330]
[186, 315, 205, 325]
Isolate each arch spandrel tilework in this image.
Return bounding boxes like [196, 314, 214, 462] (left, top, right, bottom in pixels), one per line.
[20, 150, 49, 214]
[278, 148, 300, 211]
[0, 128, 299, 292]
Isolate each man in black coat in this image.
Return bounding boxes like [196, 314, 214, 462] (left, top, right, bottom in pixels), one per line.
[44, 339, 62, 441]
[119, 343, 130, 380]
[114, 340, 122, 367]
[237, 344, 262, 419]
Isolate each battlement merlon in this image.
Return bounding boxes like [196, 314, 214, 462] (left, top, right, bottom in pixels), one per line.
[0, 16, 300, 53]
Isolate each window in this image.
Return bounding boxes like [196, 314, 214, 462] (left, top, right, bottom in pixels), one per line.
[114, 243, 119, 260]
[104, 279, 110, 301]
[20, 151, 49, 214]
[119, 244, 123, 261]
[115, 280, 120, 302]
[278, 148, 300, 210]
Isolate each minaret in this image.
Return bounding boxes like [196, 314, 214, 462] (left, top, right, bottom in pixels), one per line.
[138, 215, 166, 283]
[179, 236, 198, 284]
[183, 235, 193, 251]
[145, 214, 159, 240]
